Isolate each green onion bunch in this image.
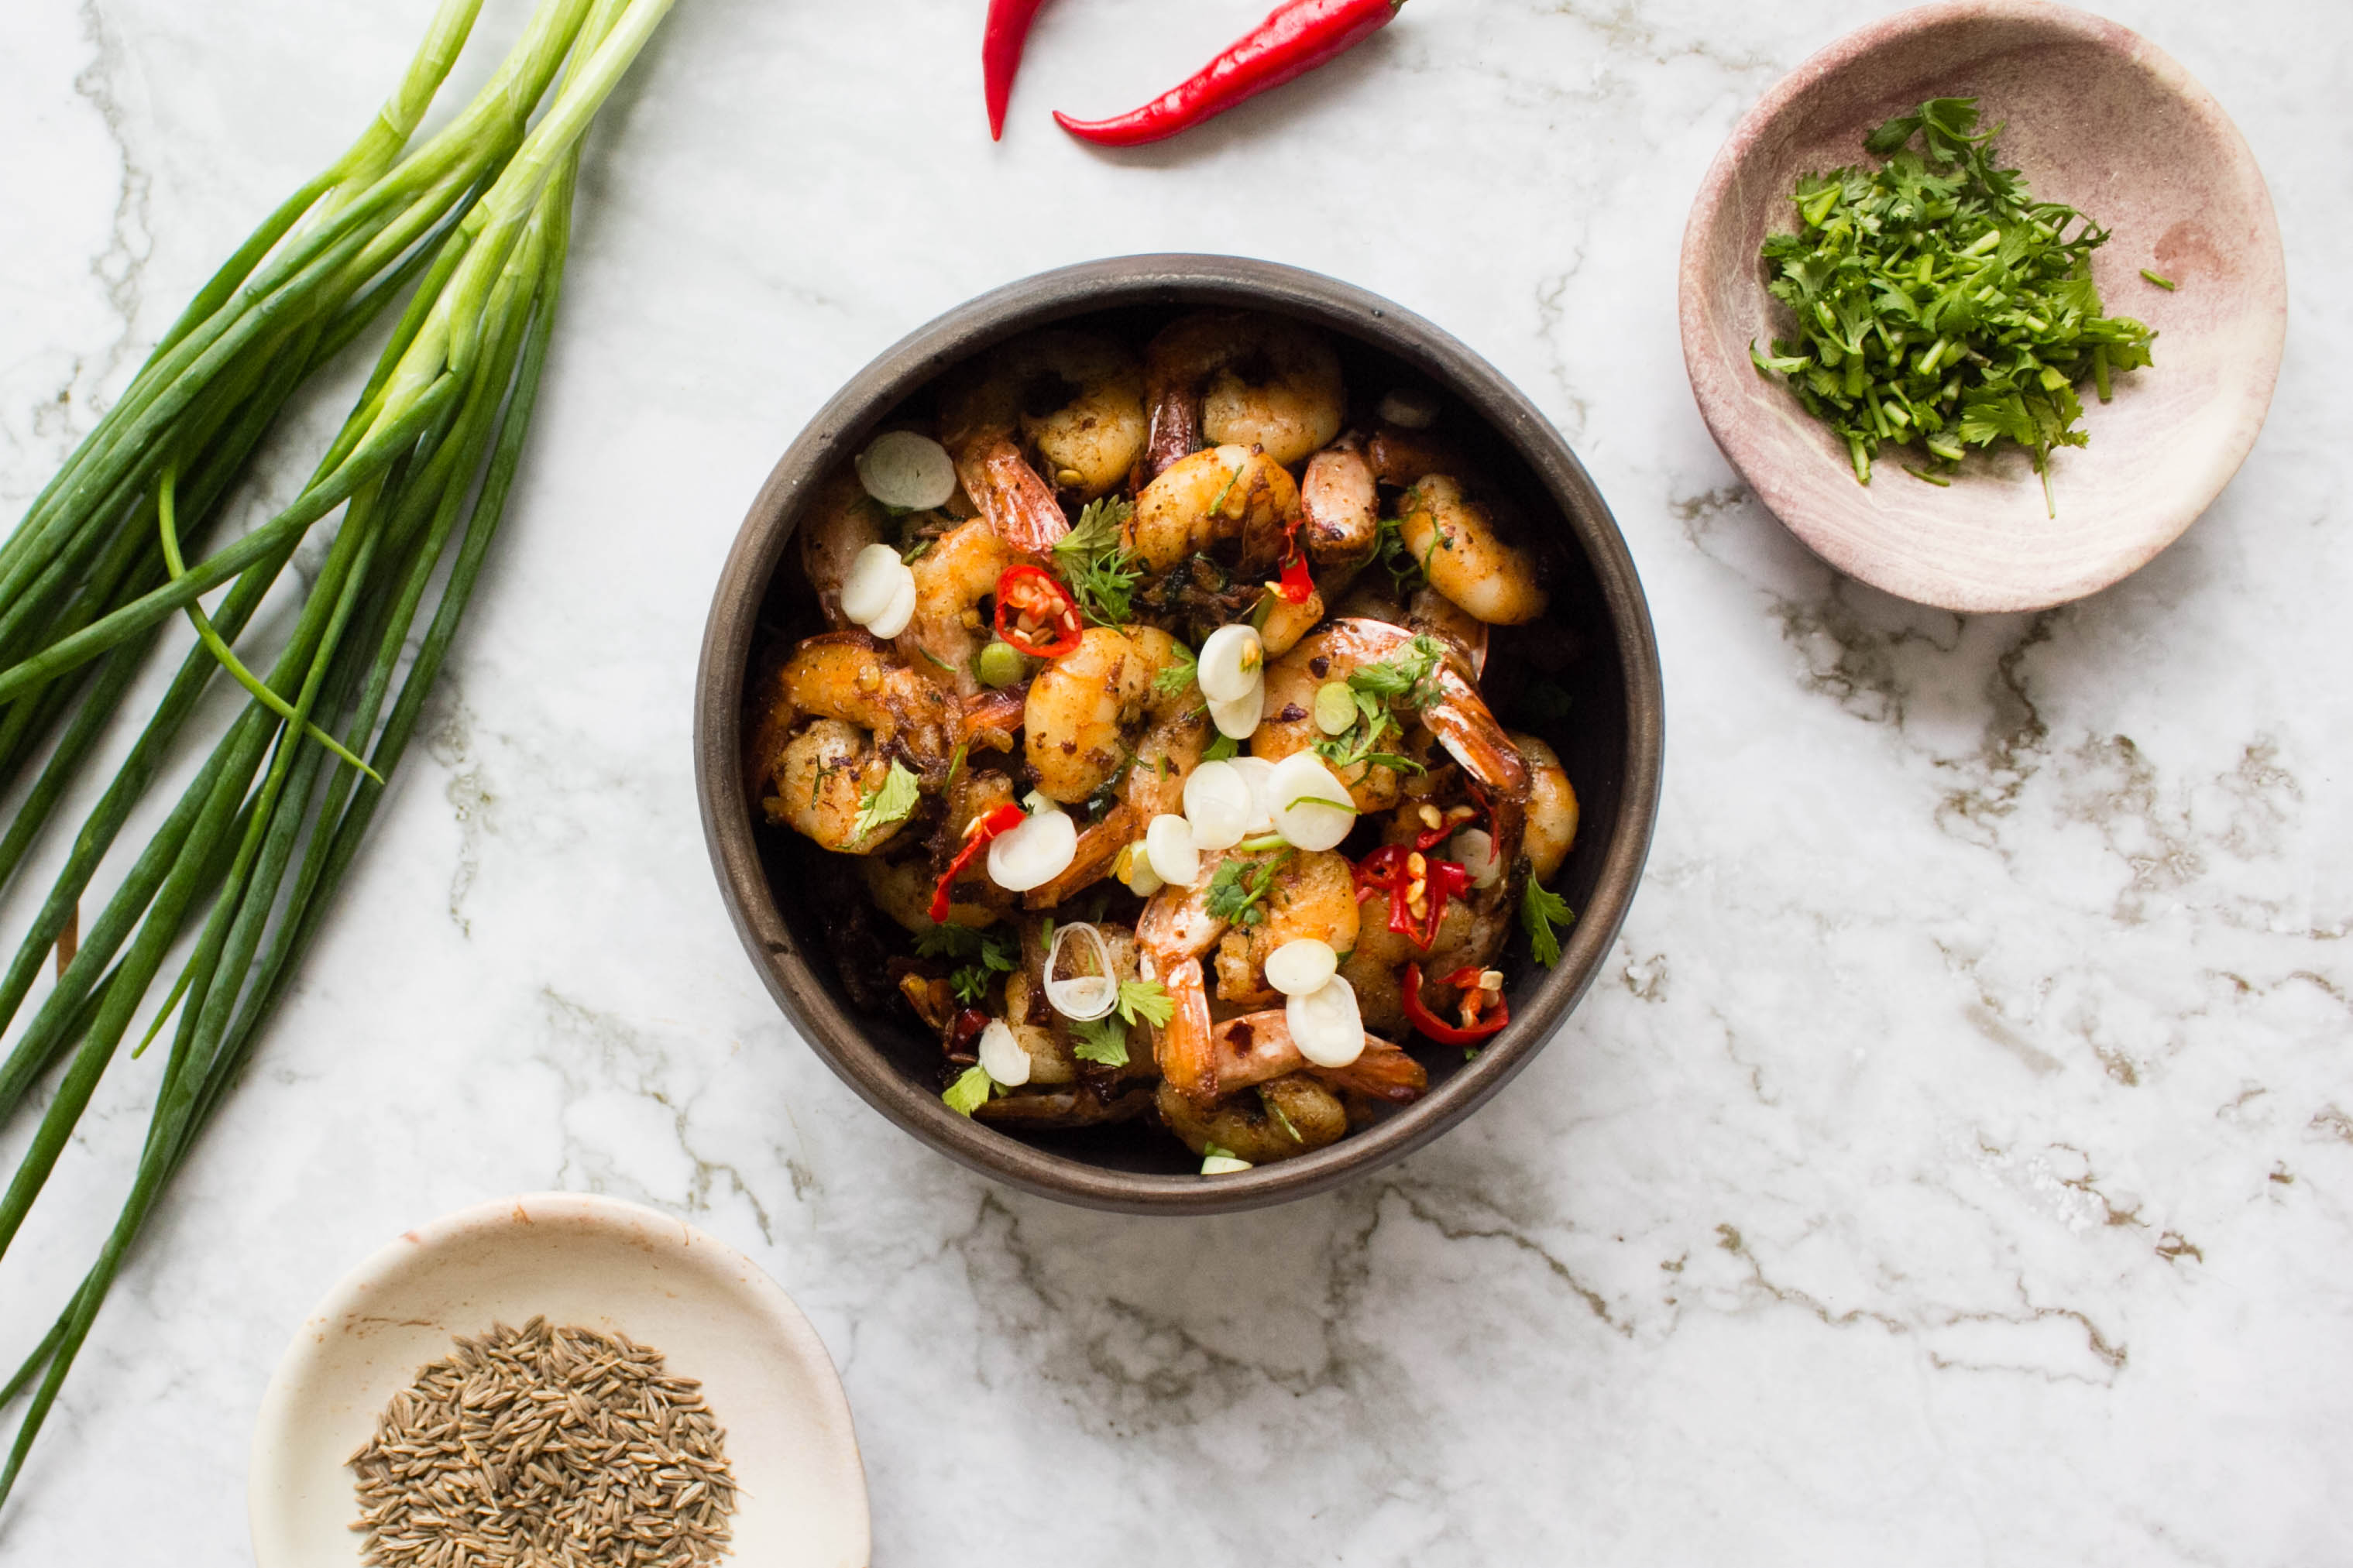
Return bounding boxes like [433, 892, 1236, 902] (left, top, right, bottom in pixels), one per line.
[0, 0, 673, 1506]
[1750, 97, 2156, 506]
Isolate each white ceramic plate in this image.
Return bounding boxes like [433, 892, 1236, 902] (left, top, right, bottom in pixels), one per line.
[249, 1192, 869, 1568]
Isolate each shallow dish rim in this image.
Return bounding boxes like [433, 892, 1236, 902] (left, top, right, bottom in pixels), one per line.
[246, 1189, 870, 1567]
[1675, 0, 2287, 613]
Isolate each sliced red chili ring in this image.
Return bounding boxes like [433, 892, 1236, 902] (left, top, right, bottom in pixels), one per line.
[994, 564, 1084, 658]
[1401, 962, 1510, 1046]
[929, 801, 1029, 922]
[1276, 547, 1316, 605]
[1352, 844, 1467, 949]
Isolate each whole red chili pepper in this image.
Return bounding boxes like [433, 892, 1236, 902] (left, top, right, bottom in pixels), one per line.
[993, 564, 1084, 658]
[982, 0, 1050, 141]
[1053, 0, 1405, 149]
[1400, 962, 1510, 1046]
[931, 801, 1029, 921]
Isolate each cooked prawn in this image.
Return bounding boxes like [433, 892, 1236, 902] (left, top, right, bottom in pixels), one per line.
[1253, 616, 1530, 866]
[1204, 1010, 1428, 1103]
[744, 633, 961, 852]
[901, 517, 1015, 695]
[1211, 849, 1361, 1007]
[1022, 625, 1194, 806]
[799, 469, 887, 630]
[1156, 1074, 1348, 1163]
[1511, 731, 1578, 882]
[1125, 444, 1298, 575]
[941, 330, 1146, 547]
[1299, 433, 1378, 567]
[1395, 475, 1547, 626]
[1025, 695, 1209, 908]
[1142, 312, 1344, 478]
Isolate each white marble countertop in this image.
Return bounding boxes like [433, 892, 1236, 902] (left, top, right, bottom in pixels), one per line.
[4, 0, 2348, 1560]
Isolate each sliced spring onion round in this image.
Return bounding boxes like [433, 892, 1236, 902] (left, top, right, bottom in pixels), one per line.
[1208, 685, 1263, 741]
[1196, 623, 1266, 703]
[1376, 386, 1441, 430]
[976, 639, 1029, 688]
[866, 572, 918, 640]
[1451, 826, 1501, 889]
[1313, 681, 1356, 735]
[855, 429, 958, 510]
[1182, 760, 1252, 850]
[1268, 751, 1355, 850]
[977, 1018, 1031, 1086]
[1264, 938, 1338, 997]
[1044, 921, 1118, 1021]
[1116, 840, 1165, 896]
[1144, 812, 1201, 887]
[987, 805, 1077, 892]
[1286, 974, 1365, 1068]
[1231, 754, 1278, 834]
[1201, 1152, 1254, 1175]
[839, 543, 909, 626]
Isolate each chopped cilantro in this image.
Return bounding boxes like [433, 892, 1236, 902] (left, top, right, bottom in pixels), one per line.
[1750, 96, 2155, 511]
[850, 760, 921, 845]
[942, 1064, 996, 1117]
[1203, 731, 1240, 763]
[1521, 877, 1576, 967]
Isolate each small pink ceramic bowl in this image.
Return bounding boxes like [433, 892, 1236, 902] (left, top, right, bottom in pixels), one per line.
[1679, 0, 2285, 612]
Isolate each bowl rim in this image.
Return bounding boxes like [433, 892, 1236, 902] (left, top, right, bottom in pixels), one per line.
[693, 253, 1664, 1215]
[1675, 0, 2287, 613]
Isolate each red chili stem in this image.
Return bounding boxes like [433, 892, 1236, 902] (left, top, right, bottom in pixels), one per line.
[1401, 962, 1509, 1046]
[930, 802, 1029, 922]
[983, 0, 1050, 140]
[1053, 0, 1404, 149]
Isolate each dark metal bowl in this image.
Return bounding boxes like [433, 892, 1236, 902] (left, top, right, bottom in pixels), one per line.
[694, 256, 1662, 1215]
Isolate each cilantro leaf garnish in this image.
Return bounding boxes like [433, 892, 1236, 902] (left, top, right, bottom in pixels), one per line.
[1371, 513, 1427, 595]
[1154, 640, 1199, 697]
[942, 1064, 997, 1117]
[1205, 852, 1288, 927]
[850, 759, 922, 845]
[1750, 96, 2154, 513]
[1313, 636, 1447, 776]
[1116, 978, 1173, 1028]
[1203, 731, 1240, 763]
[916, 921, 1018, 1004]
[1520, 878, 1576, 967]
[1070, 1017, 1130, 1067]
[1052, 496, 1142, 626]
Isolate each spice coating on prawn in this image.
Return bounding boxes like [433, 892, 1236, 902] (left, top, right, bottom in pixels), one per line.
[1141, 312, 1345, 479]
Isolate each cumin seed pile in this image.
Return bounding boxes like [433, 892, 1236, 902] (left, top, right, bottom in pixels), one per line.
[349, 1319, 737, 1568]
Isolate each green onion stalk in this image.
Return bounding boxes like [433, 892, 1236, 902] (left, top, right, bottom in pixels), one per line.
[0, 0, 675, 1508]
